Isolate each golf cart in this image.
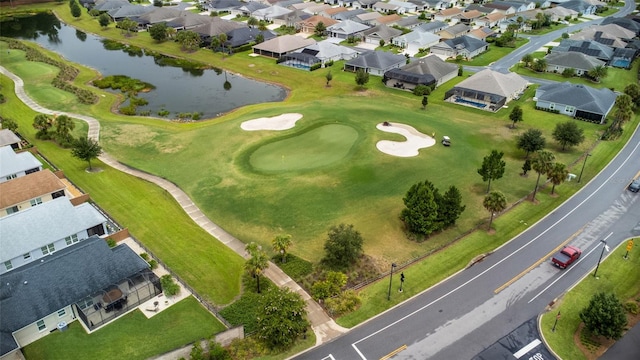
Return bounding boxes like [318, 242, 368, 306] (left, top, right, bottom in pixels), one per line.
[442, 136, 451, 146]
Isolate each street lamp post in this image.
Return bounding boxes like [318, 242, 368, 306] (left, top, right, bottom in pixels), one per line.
[387, 263, 397, 300]
[577, 153, 591, 183]
[593, 240, 607, 278]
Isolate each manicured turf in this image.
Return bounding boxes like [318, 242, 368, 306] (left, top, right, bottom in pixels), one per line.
[21, 297, 226, 360]
[540, 242, 640, 360]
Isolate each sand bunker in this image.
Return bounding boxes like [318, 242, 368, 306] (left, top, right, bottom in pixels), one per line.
[376, 122, 435, 157]
[240, 113, 303, 131]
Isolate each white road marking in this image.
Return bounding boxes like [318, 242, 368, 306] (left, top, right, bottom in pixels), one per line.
[351, 138, 640, 360]
[321, 355, 336, 360]
[513, 339, 541, 359]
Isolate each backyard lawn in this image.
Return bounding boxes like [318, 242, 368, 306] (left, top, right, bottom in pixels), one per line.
[21, 297, 226, 360]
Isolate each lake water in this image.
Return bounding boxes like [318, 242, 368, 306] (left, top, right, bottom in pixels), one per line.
[1, 13, 287, 119]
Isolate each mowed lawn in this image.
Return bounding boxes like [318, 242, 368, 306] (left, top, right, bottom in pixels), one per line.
[22, 297, 226, 360]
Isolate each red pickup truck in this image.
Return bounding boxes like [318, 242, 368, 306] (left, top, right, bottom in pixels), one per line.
[551, 246, 582, 269]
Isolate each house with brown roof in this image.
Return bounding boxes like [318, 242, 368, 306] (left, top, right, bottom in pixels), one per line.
[455, 9, 484, 25]
[320, 6, 349, 18]
[475, 12, 506, 28]
[437, 23, 471, 39]
[468, 27, 496, 40]
[252, 35, 316, 58]
[372, 13, 403, 27]
[0, 129, 22, 150]
[432, 7, 463, 22]
[297, 15, 338, 33]
[444, 69, 529, 111]
[0, 169, 69, 218]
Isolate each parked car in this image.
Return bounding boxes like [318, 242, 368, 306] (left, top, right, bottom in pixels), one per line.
[628, 178, 640, 193]
[551, 246, 582, 269]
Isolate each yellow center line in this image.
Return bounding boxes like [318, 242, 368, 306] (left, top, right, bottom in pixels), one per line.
[494, 226, 585, 294]
[380, 344, 407, 360]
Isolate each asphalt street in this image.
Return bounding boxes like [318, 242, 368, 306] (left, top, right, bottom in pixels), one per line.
[293, 2, 640, 359]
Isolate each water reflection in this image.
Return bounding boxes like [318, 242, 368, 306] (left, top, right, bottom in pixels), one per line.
[1, 13, 286, 119]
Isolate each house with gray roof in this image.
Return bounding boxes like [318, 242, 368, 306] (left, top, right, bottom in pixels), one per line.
[551, 39, 614, 62]
[0, 146, 41, 183]
[570, 24, 635, 49]
[437, 23, 471, 39]
[0, 169, 68, 218]
[444, 69, 528, 111]
[252, 34, 316, 58]
[192, 17, 247, 47]
[362, 24, 403, 45]
[535, 82, 616, 123]
[204, 0, 244, 13]
[252, 5, 293, 22]
[423, 0, 450, 10]
[392, 30, 440, 56]
[600, 16, 640, 36]
[230, 1, 270, 17]
[353, 0, 378, 9]
[0, 129, 22, 150]
[167, 12, 215, 30]
[333, 8, 367, 21]
[0, 196, 108, 275]
[300, 40, 359, 64]
[272, 9, 312, 27]
[327, 19, 370, 39]
[344, 50, 407, 76]
[108, 4, 153, 22]
[0, 236, 161, 357]
[557, 0, 596, 15]
[134, 7, 184, 28]
[223, 27, 277, 49]
[93, 0, 129, 12]
[396, 15, 424, 29]
[430, 35, 488, 60]
[415, 20, 448, 34]
[383, 54, 458, 90]
[543, 6, 579, 22]
[544, 51, 605, 76]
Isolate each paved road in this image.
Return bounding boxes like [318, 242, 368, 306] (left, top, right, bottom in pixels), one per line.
[0, 65, 347, 345]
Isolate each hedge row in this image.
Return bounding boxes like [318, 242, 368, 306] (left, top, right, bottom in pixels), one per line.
[3, 37, 99, 105]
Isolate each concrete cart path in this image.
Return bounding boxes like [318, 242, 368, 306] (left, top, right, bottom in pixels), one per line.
[0, 65, 347, 346]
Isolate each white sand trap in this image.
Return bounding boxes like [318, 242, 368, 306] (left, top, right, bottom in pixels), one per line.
[241, 113, 303, 131]
[376, 122, 436, 157]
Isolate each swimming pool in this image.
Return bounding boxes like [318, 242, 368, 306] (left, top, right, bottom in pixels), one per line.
[455, 97, 487, 108]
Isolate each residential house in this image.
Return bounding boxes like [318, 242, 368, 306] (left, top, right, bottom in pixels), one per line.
[230, 2, 269, 17]
[252, 5, 293, 22]
[373, 1, 407, 14]
[297, 15, 338, 34]
[204, 0, 244, 13]
[544, 51, 605, 76]
[93, 0, 130, 12]
[430, 35, 487, 59]
[320, 6, 349, 19]
[192, 18, 247, 47]
[464, 4, 498, 14]
[600, 16, 640, 37]
[300, 3, 332, 15]
[0, 129, 22, 150]
[468, 27, 496, 40]
[557, 0, 597, 16]
[444, 68, 528, 111]
[475, 12, 505, 28]
[396, 15, 424, 30]
[492, 0, 536, 12]
[327, 19, 370, 39]
[362, 24, 403, 45]
[355, 11, 383, 25]
[167, 12, 215, 31]
[344, 50, 407, 76]
[299, 40, 359, 64]
[423, 0, 449, 10]
[333, 8, 367, 21]
[454, 9, 484, 25]
[570, 24, 635, 49]
[353, 0, 378, 9]
[535, 82, 616, 123]
[392, 30, 440, 55]
[551, 39, 614, 63]
[0, 146, 41, 183]
[389, 0, 419, 13]
[252, 34, 316, 57]
[543, 6, 578, 22]
[0, 169, 68, 218]
[0, 196, 108, 275]
[0, 236, 161, 358]
[223, 27, 278, 49]
[272, 10, 312, 27]
[511, 0, 551, 8]
[134, 7, 184, 28]
[371, 14, 403, 27]
[437, 23, 470, 39]
[415, 20, 448, 34]
[383, 54, 458, 90]
[108, 4, 152, 22]
[432, 7, 463, 22]
[483, 2, 517, 15]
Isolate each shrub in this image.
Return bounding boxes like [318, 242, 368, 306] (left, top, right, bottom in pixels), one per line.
[158, 109, 170, 117]
[324, 290, 361, 317]
[413, 85, 431, 96]
[310, 63, 322, 71]
[139, 253, 150, 261]
[624, 301, 639, 315]
[106, 238, 117, 248]
[160, 274, 180, 296]
[149, 259, 158, 270]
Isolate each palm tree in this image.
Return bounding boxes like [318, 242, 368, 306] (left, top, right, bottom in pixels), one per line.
[54, 114, 75, 141]
[247, 17, 258, 29]
[244, 243, 269, 293]
[166, 27, 176, 39]
[531, 150, 555, 202]
[218, 33, 228, 57]
[521, 53, 533, 68]
[272, 234, 292, 263]
[483, 191, 507, 231]
[548, 162, 568, 195]
[588, 65, 607, 83]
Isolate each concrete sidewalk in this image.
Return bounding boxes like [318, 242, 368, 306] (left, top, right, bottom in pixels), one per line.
[0, 65, 347, 346]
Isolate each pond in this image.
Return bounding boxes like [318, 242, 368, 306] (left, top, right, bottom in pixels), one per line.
[0, 13, 287, 119]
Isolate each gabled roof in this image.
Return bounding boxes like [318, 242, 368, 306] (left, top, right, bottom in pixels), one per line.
[327, 19, 370, 34]
[275, 9, 312, 23]
[0, 146, 41, 179]
[225, 28, 277, 47]
[415, 20, 447, 33]
[334, 9, 367, 21]
[253, 34, 316, 53]
[253, 5, 293, 19]
[570, 24, 635, 48]
[0, 236, 149, 356]
[346, 50, 407, 69]
[457, 9, 483, 19]
[544, 6, 578, 18]
[236, 2, 270, 13]
[300, 40, 358, 60]
[536, 82, 617, 114]
[465, 4, 496, 14]
[544, 50, 605, 70]
[438, 35, 487, 52]
[435, 7, 462, 17]
[0, 197, 107, 263]
[356, 11, 383, 22]
[0, 169, 66, 209]
[401, 54, 458, 79]
[375, 14, 403, 25]
[468, 27, 495, 40]
[208, 0, 243, 9]
[298, 15, 339, 28]
[398, 30, 440, 46]
[396, 15, 423, 28]
[454, 69, 528, 98]
[192, 17, 247, 37]
[107, 4, 153, 19]
[0, 129, 20, 148]
[440, 23, 470, 36]
[362, 24, 403, 40]
[322, 6, 349, 17]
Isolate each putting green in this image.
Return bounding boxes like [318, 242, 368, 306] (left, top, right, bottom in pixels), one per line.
[249, 124, 359, 173]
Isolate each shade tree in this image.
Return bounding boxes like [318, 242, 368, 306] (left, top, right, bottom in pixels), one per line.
[477, 150, 506, 193]
[71, 137, 102, 170]
[322, 224, 364, 271]
[516, 128, 546, 158]
[579, 292, 627, 340]
[552, 121, 584, 151]
[509, 105, 523, 128]
[257, 287, 309, 350]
